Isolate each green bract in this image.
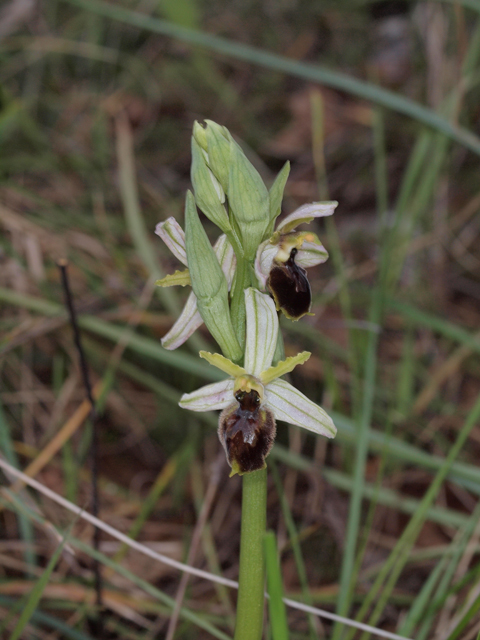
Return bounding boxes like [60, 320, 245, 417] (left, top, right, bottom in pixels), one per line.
[155, 217, 236, 350]
[227, 138, 270, 260]
[184, 191, 242, 363]
[267, 161, 290, 229]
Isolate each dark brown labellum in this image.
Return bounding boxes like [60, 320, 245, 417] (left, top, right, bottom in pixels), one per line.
[267, 247, 312, 320]
[218, 389, 276, 475]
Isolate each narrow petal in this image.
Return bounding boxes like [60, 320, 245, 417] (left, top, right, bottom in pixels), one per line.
[161, 291, 202, 350]
[265, 379, 336, 438]
[276, 201, 338, 234]
[214, 235, 236, 288]
[179, 379, 234, 412]
[260, 351, 311, 386]
[254, 241, 277, 290]
[155, 269, 191, 287]
[155, 217, 188, 266]
[244, 288, 278, 376]
[200, 351, 246, 378]
[296, 240, 329, 268]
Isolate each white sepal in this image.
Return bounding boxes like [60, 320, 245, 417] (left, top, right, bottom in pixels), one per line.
[296, 239, 329, 268]
[179, 379, 235, 411]
[161, 291, 203, 350]
[155, 217, 188, 266]
[208, 167, 226, 203]
[254, 241, 277, 290]
[214, 235, 236, 287]
[244, 288, 278, 378]
[276, 201, 338, 234]
[265, 378, 336, 438]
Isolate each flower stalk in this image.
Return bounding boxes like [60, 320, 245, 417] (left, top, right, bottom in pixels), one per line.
[229, 253, 250, 351]
[234, 467, 267, 640]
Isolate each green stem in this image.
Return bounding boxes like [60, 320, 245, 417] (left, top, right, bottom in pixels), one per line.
[229, 254, 251, 356]
[227, 220, 269, 637]
[234, 467, 267, 640]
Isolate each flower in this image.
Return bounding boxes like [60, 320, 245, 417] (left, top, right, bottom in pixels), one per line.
[155, 216, 236, 350]
[179, 288, 336, 475]
[255, 201, 338, 320]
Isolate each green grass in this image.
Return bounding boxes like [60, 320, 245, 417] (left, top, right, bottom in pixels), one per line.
[2, 0, 480, 637]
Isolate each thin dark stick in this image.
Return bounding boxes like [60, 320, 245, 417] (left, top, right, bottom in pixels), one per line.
[57, 260, 103, 616]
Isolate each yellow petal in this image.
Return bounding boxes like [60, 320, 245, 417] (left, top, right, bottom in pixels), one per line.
[260, 351, 311, 385]
[155, 269, 191, 287]
[199, 351, 246, 377]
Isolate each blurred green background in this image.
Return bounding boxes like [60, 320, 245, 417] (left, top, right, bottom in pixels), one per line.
[1, 0, 480, 638]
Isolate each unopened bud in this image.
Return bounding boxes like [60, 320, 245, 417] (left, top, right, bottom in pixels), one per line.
[192, 120, 208, 150]
[193, 120, 231, 192]
[191, 137, 231, 233]
[204, 120, 232, 192]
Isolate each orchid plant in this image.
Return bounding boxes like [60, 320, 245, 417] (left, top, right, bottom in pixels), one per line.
[155, 120, 337, 640]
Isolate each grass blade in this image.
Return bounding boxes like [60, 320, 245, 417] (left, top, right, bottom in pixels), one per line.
[8, 528, 71, 640]
[264, 531, 289, 640]
[270, 459, 319, 639]
[0, 596, 95, 640]
[0, 287, 221, 380]
[350, 391, 480, 638]
[332, 290, 382, 635]
[0, 400, 36, 572]
[61, 0, 480, 156]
